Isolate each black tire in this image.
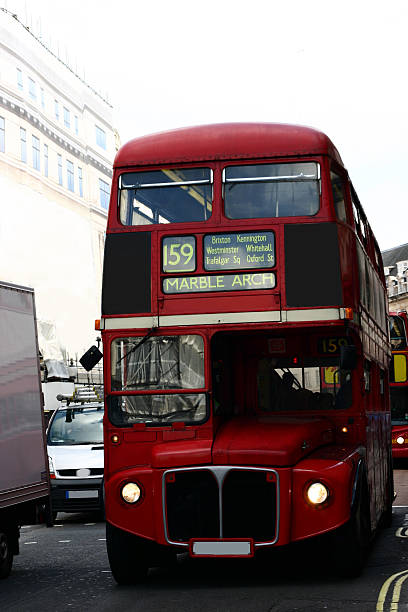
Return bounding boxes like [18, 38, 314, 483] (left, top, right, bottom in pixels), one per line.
[331, 474, 371, 578]
[0, 531, 13, 579]
[106, 522, 149, 585]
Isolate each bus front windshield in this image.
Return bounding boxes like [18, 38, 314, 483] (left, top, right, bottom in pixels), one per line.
[391, 388, 408, 425]
[390, 315, 407, 350]
[109, 335, 206, 426]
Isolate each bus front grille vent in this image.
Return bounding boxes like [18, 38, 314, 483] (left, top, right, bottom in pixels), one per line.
[165, 468, 277, 544]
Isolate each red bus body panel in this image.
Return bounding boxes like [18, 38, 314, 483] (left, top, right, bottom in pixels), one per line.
[102, 123, 391, 561]
[114, 123, 343, 168]
[390, 311, 408, 458]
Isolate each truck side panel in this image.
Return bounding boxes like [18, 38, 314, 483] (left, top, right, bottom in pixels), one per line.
[0, 283, 48, 502]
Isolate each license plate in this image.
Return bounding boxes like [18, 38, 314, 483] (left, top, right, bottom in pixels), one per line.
[66, 490, 98, 499]
[190, 539, 253, 557]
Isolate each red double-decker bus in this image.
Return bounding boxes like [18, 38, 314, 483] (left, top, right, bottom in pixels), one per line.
[98, 123, 392, 583]
[389, 311, 408, 457]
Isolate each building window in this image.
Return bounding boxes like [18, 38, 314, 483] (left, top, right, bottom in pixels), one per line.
[96, 125, 106, 150]
[40, 88, 45, 109]
[67, 160, 74, 192]
[20, 128, 27, 162]
[63, 107, 70, 129]
[44, 143, 48, 177]
[78, 167, 83, 197]
[55, 100, 59, 121]
[99, 178, 110, 209]
[32, 135, 40, 171]
[0, 117, 4, 153]
[57, 154, 63, 185]
[17, 68, 23, 91]
[28, 77, 36, 101]
[74, 115, 79, 135]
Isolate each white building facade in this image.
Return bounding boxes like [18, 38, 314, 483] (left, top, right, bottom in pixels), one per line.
[0, 8, 118, 361]
[383, 244, 408, 312]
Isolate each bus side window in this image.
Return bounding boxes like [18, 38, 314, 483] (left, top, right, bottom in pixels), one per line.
[364, 360, 371, 392]
[330, 171, 347, 223]
[351, 194, 362, 239]
[380, 369, 385, 395]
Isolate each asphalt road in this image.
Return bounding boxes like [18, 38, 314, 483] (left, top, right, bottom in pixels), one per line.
[2, 470, 408, 612]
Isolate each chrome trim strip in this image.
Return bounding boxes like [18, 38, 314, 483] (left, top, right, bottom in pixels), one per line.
[102, 308, 341, 330]
[123, 179, 212, 189]
[120, 170, 213, 190]
[159, 311, 282, 326]
[224, 175, 318, 184]
[103, 316, 158, 330]
[161, 465, 280, 548]
[284, 308, 341, 322]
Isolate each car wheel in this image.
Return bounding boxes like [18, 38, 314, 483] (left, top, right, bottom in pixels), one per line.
[331, 474, 370, 578]
[0, 531, 13, 579]
[106, 522, 149, 585]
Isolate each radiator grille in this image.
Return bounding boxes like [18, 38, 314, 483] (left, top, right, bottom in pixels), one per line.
[166, 470, 219, 541]
[57, 468, 103, 477]
[165, 467, 277, 544]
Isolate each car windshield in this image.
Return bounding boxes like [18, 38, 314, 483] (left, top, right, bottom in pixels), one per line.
[47, 405, 104, 445]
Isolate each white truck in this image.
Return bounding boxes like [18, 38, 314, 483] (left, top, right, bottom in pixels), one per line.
[0, 282, 51, 578]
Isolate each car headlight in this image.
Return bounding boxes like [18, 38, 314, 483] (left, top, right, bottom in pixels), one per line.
[397, 436, 405, 445]
[306, 482, 329, 505]
[48, 456, 54, 473]
[121, 482, 141, 504]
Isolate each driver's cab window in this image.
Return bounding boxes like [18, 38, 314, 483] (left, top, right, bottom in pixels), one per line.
[257, 355, 352, 412]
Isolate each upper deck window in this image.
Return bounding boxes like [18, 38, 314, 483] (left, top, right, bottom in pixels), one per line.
[390, 315, 407, 349]
[223, 162, 320, 219]
[119, 167, 213, 225]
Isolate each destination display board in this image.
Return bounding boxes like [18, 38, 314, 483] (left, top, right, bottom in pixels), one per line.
[163, 272, 276, 294]
[204, 231, 275, 270]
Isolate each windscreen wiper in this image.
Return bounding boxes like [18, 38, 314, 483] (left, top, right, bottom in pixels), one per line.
[117, 327, 156, 364]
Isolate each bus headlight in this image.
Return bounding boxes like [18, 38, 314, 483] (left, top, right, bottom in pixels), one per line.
[121, 482, 141, 504]
[306, 482, 329, 505]
[397, 436, 405, 445]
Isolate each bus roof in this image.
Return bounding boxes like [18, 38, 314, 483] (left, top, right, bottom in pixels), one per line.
[114, 123, 343, 168]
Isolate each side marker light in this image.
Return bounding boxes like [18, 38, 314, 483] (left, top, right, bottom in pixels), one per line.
[344, 308, 353, 320]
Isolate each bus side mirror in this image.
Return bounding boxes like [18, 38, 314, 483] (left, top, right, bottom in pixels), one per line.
[340, 345, 357, 370]
[80, 345, 103, 371]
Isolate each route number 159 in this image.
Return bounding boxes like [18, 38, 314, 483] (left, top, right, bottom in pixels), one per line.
[162, 236, 196, 273]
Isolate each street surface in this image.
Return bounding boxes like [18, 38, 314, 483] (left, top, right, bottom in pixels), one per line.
[2, 467, 408, 612]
